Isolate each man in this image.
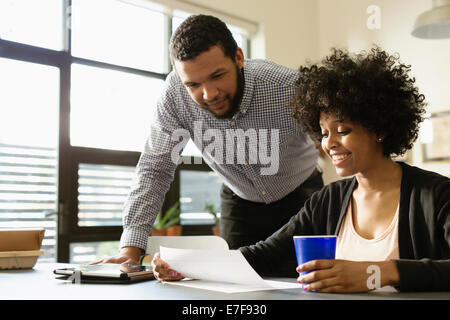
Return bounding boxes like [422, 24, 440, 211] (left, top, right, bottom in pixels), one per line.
[96, 14, 323, 272]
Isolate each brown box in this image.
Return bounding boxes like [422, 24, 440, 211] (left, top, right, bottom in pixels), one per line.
[0, 229, 45, 270]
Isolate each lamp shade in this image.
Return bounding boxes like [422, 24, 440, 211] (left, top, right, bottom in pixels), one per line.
[412, 0, 450, 39]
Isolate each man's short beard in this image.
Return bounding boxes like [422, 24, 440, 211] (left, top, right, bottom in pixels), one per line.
[206, 64, 245, 120]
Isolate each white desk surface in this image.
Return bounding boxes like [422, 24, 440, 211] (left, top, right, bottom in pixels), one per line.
[1, 263, 449, 300]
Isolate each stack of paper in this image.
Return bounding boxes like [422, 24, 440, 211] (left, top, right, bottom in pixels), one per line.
[160, 246, 300, 293]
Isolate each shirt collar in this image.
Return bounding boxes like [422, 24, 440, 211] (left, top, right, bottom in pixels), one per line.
[233, 61, 255, 119]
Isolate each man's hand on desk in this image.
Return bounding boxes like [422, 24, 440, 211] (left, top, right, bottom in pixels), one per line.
[89, 246, 141, 266]
[151, 252, 184, 282]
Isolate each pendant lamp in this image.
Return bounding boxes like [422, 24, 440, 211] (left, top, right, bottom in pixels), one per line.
[411, 0, 450, 39]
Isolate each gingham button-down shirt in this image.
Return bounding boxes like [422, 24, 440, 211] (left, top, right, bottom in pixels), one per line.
[120, 59, 319, 250]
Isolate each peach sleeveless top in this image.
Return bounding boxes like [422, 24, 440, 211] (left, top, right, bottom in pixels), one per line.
[335, 199, 400, 261]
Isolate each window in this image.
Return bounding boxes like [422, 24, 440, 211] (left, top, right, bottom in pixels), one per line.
[0, 0, 63, 51]
[0, 58, 59, 262]
[179, 170, 222, 225]
[71, 0, 169, 73]
[0, 0, 253, 262]
[77, 164, 135, 227]
[70, 64, 164, 152]
[70, 241, 120, 264]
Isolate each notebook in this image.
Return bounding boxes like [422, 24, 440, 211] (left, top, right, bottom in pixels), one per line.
[53, 263, 154, 284]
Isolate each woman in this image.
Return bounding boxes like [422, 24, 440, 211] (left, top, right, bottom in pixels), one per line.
[152, 47, 450, 292]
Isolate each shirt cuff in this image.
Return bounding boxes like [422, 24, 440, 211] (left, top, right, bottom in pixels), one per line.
[119, 227, 150, 252]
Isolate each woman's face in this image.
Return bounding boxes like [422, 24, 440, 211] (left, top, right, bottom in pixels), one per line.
[319, 113, 384, 177]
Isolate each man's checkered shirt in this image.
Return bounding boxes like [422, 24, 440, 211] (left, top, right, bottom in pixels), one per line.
[120, 59, 319, 250]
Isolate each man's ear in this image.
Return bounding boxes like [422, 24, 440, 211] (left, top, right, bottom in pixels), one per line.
[235, 47, 244, 69]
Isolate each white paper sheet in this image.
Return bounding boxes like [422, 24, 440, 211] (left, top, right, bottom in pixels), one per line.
[163, 279, 300, 293]
[160, 246, 300, 293]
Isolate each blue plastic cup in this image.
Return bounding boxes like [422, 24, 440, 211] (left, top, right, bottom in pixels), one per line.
[293, 235, 337, 276]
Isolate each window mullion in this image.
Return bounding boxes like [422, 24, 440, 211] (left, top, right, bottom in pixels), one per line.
[57, 54, 73, 262]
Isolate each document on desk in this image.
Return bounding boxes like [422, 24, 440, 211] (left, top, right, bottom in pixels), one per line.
[160, 246, 300, 293]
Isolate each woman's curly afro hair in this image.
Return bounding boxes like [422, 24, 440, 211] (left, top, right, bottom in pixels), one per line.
[290, 46, 426, 157]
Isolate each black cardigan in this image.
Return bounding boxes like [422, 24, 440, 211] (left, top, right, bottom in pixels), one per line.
[240, 163, 450, 292]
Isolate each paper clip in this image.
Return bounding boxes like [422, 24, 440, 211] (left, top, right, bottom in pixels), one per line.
[68, 269, 82, 284]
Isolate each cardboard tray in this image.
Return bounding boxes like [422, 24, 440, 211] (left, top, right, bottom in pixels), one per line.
[0, 250, 44, 269]
[0, 229, 45, 269]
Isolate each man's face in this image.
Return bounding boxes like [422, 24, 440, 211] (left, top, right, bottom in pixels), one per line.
[174, 45, 245, 119]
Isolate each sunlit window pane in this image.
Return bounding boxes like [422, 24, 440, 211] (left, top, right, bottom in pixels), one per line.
[172, 10, 190, 32]
[0, 58, 59, 148]
[78, 164, 134, 227]
[71, 0, 167, 72]
[70, 241, 119, 264]
[0, 0, 63, 50]
[70, 63, 164, 152]
[180, 170, 222, 224]
[0, 58, 59, 263]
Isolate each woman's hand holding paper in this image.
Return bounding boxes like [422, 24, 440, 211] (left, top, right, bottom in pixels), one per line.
[151, 252, 184, 282]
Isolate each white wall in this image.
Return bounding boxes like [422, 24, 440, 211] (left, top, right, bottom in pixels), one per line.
[185, 0, 318, 68]
[317, 0, 450, 179]
[185, 0, 450, 181]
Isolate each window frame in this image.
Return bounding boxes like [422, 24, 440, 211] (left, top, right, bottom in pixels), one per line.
[58, 1, 173, 262]
[0, 0, 250, 262]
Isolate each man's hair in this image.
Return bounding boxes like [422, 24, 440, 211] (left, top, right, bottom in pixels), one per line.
[170, 14, 238, 63]
[290, 46, 426, 157]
